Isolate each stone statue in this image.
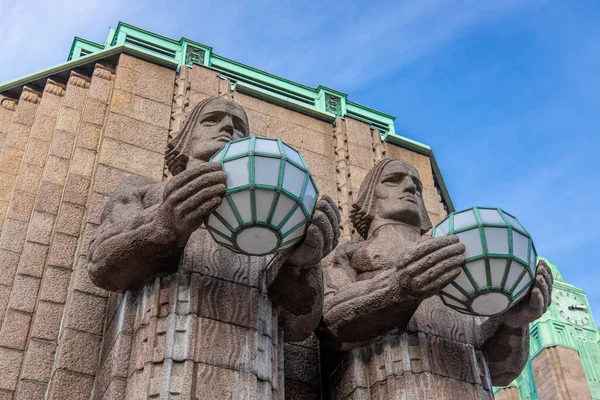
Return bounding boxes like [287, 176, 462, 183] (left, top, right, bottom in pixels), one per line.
[87, 97, 340, 398]
[318, 158, 553, 399]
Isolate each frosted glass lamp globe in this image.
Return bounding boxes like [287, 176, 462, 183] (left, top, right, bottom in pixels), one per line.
[432, 207, 537, 316]
[205, 137, 319, 256]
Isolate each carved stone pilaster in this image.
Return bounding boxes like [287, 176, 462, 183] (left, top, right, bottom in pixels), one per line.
[218, 77, 233, 100]
[20, 86, 40, 103]
[0, 97, 17, 111]
[164, 66, 191, 180]
[333, 117, 353, 240]
[68, 71, 91, 88]
[93, 63, 113, 81]
[370, 128, 386, 162]
[44, 79, 66, 96]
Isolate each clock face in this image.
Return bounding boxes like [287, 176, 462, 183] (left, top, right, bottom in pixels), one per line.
[554, 291, 590, 326]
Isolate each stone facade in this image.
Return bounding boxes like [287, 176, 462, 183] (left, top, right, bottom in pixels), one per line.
[0, 52, 451, 400]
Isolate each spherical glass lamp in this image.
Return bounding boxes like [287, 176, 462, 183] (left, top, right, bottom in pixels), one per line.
[205, 136, 319, 256]
[432, 207, 537, 316]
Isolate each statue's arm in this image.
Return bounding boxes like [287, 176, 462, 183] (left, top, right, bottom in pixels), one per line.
[319, 236, 466, 349]
[318, 242, 421, 348]
[87, 177, 181, 292]
[88, 162, 228, 292]
[480, 261, 553, 385]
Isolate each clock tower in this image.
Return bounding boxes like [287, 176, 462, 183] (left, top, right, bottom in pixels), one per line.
[495, 257, 600, 399]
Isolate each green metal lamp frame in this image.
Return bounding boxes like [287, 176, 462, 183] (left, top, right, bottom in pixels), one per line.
[433, 206, 538, 316]
[206, 136, 319, 256]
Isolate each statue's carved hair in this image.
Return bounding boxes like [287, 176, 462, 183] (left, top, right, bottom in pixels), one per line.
[350, 158, 432, 239]
[165, 97, 248, 176]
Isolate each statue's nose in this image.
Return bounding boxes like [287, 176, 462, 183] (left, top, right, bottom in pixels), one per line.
[220, 115, 234, 134]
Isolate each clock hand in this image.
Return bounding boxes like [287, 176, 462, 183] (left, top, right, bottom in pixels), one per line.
[568, 304, 589, 310]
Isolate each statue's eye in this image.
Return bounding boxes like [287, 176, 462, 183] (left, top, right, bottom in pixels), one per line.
[201, 116, 220, 125]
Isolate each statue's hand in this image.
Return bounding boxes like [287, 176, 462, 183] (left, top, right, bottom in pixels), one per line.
[501, 260, 553, 328]
[158, 161, 227, 242]
[285, 195, 340, 267]
[396, 235, 465, 300]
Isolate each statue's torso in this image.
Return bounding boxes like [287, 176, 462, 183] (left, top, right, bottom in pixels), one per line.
[329, 239, 494, 400]
[124, 229, 284, 399]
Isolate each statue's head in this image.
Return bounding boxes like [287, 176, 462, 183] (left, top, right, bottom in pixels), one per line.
[350, 158, 432, 239]
[166, 96, 249, 175]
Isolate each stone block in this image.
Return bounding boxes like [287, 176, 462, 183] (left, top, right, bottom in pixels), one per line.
[71, 147, 96, 178]
[0, 219, 27, 252]
[56, 203, 85, 236]
[42, 156, 69, 186]
[12, 98, 38, 126]
[98, 138, 165, 181]
[302, 130, 335, 157]
[195, 318, 254, 370]
[0, 249, 20, 286]
[301, 150, 335, 180]
[7, 190, 35, 222]
[27, 212, 56, 245]
[0, 147, 24, 175]
[76, 123, 102, 150]
[195, 364, 258, 399]
[49, 130, 76, 159]
[62, 84, 88, 111]
[15, 380, 47, 400]
[63, 174, 91, 206]
[105, 112, 169, 154]
[114, 64, 175, 104]
[0, 173, 16, 202]
[23, 138, 50, 167]
[54, 328, 102, 375]
[35, 181, 62, 215]
[244, 108, 268, 138]
[17, 242, 48, 278]
[5, 123, 31, 151]
[109, 91, 171, 129]
[79, 223, 97, 257]
[15, 164, 42, 195]
[39, 266, 71, 304]
[30, 301, 63, 341]
[8, 274, 40, 313]
[47, 233, 78, 268]
[345, 117, 372, 148]
[55, 107, 81, 134]
[0, 202, 7, 230]
[66, 291, 107, 335]
[0, 310, 31, 350]
[285, 379, 320, 400]
[21, 339, 56, 382]
[30, 114, 57, 142]
[313, 177, 337, 201]
[265, 116, 303, 148]
[47, 369, 94, 400]
[0, 347, 23, 391]
[92, 164, 139, 196]
[87, 193, 109, 225]
[284, 344, 320, 384]
[349, 166, 369, 191]
[82, 98, 108, 126]
[197, 277, 258, 328]
[99, 378, 126, 400]
[348, 143, 375, 170]
[188, 65, 220, 96]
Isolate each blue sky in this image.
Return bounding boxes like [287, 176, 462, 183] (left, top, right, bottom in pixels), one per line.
[1, 0, 599, 324]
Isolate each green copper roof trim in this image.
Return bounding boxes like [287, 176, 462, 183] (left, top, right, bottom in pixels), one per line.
[0, 21, 454, 212]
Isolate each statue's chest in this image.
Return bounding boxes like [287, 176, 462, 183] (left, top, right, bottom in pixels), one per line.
[351, 238, 412, 275]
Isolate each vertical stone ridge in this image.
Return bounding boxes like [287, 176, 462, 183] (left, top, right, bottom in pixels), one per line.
[164, 65, 191, 180]
[333, 117, 353, 241]
[218, 77, 233, 100]
[45, 63, 116, 400]
[0, 80, 62, 398]
[370, 128, 386, 163]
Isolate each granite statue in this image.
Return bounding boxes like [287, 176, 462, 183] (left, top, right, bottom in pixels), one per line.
[87, 96, 340, 398]
[318, 158, 553, 399]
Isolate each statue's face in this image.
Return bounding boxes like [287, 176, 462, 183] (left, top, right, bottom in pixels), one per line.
[189, 98, 249, 162]
[373, 160, 423, 227]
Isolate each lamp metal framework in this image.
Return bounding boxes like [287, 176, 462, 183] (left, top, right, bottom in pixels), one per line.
[205, 136, 319, 256]
[432, 207, 537, 316]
